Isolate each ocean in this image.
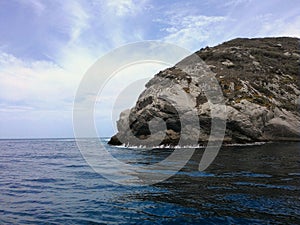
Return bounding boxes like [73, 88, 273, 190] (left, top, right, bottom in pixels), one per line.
[0, 138, 299, 224]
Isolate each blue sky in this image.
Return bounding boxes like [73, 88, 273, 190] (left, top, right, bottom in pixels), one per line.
[0, 0, 299, 138]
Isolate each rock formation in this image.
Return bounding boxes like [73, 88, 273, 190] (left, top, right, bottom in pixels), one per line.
[109, 37, 300, 146]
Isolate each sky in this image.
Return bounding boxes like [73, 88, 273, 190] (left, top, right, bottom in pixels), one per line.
[0, 0, 299, 138]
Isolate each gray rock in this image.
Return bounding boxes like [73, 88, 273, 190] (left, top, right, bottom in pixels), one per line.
[109, 37, 300, 146]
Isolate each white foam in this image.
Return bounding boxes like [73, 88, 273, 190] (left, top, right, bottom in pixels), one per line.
[108, 141, 267, 149]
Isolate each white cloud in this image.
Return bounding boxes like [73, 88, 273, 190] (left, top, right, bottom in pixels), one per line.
[19, 0, 45, 15]
[0, 0, 149, 116]
[0, 51, 80, 111]
[63, 1, 90, 44]
[222, 0, 253, 8]
[3, 0, 298, 138]
[160, 14, 227, 50]
[105, 0, 147, 17]
[256, 15, 300, 38]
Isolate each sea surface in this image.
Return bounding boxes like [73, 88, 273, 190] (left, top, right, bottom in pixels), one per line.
[0, 138, 299, 224]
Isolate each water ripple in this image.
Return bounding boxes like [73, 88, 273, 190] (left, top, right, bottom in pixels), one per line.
[0, 139, 299, 224]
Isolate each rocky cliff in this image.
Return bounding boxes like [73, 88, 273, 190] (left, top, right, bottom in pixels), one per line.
[109, 37, 300, 146]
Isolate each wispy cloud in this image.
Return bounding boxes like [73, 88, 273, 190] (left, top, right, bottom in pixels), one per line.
[159, 13, 227, 50]
[222, 0, 253, 8]
[64, 1, 90, 45]
[0, 0, 149, 116]
[0, 0, 299, 138]
[105, 0, 148, 17]
[19, 0, 45, 15]
[256, 14, 300, 38]
[0, 51, 79, 111]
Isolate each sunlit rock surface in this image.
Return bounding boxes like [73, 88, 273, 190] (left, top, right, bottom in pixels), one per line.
[109, 37, 300, 146]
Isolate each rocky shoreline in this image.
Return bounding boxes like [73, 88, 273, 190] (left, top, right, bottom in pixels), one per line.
[109, 37, 300, 146]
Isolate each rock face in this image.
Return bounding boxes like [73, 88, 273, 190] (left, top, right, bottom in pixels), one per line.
[109, 37, 300, 146]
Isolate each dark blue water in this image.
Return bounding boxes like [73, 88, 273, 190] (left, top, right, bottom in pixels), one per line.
[0, 139, 299, 224]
